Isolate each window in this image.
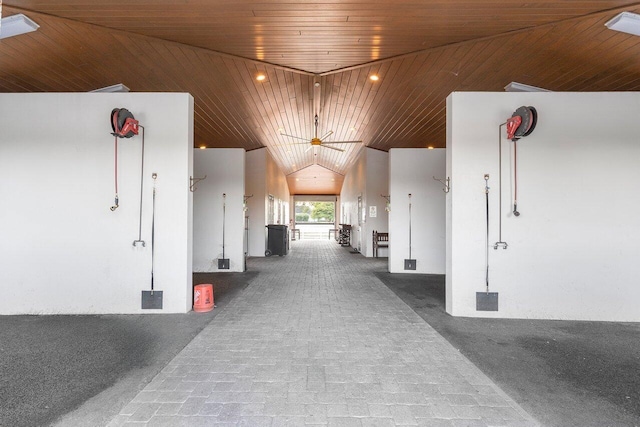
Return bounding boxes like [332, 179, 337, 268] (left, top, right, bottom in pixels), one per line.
[268, 195, 275, 224]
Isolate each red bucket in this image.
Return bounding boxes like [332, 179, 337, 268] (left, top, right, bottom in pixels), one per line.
[193, 283, 214, 312]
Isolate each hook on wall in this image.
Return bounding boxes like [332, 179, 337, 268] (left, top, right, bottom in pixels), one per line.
[380, 194, 391, 212]
[433, 176, 450, 193]
[243, 194, 253, 212]
[190, 175, 207, 192]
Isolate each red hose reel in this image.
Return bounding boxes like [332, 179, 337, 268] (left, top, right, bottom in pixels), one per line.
[111, 108, 139, 138]
[504, 105, 538, 218]
[109, 108, 141, 211]
[506, 106, 537, 142]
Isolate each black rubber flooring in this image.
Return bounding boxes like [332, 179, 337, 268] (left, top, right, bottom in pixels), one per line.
[376, 271, 640, 427]
[0, 272, 257, 427]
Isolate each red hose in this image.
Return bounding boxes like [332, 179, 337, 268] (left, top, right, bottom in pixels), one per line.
[513, 141, 517, 203]
[114, 135, 118, 195]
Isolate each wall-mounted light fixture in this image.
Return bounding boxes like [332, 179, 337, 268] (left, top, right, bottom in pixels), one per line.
[605, 12, 640, 36]
[90, 83, 130, 93]
[504, 82, 550, 92]
[0, 14, 40, 39]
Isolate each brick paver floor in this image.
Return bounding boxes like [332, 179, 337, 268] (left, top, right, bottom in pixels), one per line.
[109, 240, 538, 427]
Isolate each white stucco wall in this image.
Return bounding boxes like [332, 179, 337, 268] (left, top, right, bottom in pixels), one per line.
[340, 148, 389, 257]
[341, 151, 366, 251]
[193, 148, 245, 272]
[245, 148, 290, 257]
[389, 148, 446, 274]
[365, 149, 390, 257]
[246, 149, 267, 257]
[0, 93, 194, 314]
[265, 150, 290, 227]
[447, 91, 640, 321]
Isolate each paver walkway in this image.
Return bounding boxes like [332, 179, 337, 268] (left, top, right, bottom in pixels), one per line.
[109, 240, 538, 426]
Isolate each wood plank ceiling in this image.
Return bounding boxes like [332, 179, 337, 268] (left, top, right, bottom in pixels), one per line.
[4, 1, 640, 194]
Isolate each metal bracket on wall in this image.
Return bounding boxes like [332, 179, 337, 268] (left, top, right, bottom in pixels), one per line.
[189, 175, 207, 192]
[433, 176, 450, 193]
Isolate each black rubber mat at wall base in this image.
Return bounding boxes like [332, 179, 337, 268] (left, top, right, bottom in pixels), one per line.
[0, 271, 258, 427]
[375, 271, 640, 427]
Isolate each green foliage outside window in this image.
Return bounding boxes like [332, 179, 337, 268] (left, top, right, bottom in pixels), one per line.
[310, 202, 334, 222]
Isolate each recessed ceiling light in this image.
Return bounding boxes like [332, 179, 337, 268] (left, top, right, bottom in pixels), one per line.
[199, 145, 207, 149]
[296, 178, 300, 181]
[605, 12, 640, 36]
[0, 14, 39, 40]
[349, 127, 357, 132]
[369, 75, 380, 82]
[256, 74, 266, 81]
[428, 146, 434, 150]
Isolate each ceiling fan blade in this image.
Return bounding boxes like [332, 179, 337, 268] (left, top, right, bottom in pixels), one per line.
[319, 130, 334, 141]
[322, 140, 363, 144]
[321, 144, 344, 152]
[279, 132, 309, 142]
[305, 145, 313, 152]
[271, 142, 310, 147]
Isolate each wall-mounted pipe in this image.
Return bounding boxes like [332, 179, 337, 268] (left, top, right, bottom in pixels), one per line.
[494, 123, 508, 250]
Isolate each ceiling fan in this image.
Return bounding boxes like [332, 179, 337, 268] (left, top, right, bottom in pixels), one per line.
[279, 114, 362, 152]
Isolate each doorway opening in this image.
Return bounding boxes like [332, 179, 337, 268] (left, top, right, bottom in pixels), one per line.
[294, 200, 336, 240]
